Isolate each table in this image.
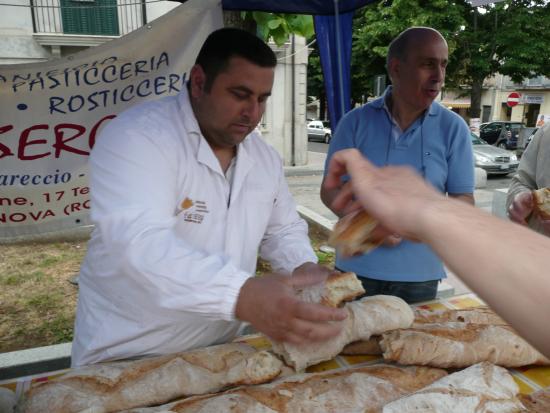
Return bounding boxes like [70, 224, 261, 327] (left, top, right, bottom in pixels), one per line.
[1, 293, 549, 406]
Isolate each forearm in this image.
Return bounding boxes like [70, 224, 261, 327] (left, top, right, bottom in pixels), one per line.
[449, 193, 475, 205]
[419, 199, 550, 358]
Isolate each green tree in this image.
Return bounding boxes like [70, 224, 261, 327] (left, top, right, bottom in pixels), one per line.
[348, 0, 550, 119]
[455, 0, 550, 118]
[351, 0, 466, 103]
[224, 11, 314, 46]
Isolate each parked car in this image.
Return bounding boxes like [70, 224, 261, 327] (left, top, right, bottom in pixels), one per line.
[516, 128, 538, 158]
[307, 120, 332, 143]
[479, 121, 523, 150]
[471, 133, 519, 175]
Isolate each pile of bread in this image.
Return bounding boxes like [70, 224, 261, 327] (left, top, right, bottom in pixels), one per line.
[17, 272, 550, 413]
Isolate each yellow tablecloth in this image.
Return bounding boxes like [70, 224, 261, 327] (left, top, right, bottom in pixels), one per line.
[2, 293, 549, 403]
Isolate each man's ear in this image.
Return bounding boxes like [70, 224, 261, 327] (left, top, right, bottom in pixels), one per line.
[387, 57, 399, 82]
[190, 64, 206, 98]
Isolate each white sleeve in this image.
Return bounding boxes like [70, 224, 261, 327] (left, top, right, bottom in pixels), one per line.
[89, 120, 249, 322]
[258, 167, 318, 273]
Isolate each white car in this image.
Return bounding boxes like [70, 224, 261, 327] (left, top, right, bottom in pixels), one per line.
[471, 133, 519, 175]
[307, 120, 332, 144]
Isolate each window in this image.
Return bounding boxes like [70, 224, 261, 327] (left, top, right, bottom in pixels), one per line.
[61, 0, 119, 35]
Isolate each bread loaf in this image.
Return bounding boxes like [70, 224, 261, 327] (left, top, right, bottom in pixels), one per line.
[533, 187, 550, 220]
[382, 362, 525, 412]
[124, 364, 447, 413]
[413, 306, 506, 325]
[328, 209, 385, 256]
[19, 343, 282, 413]
[519, 387, 550, 412]
[342, 306, 506, 357]
[295, 271, 364, 307]
[272, 295, 414, 371]
[341, 336, 382, 356]
[381, 322, 550, 368]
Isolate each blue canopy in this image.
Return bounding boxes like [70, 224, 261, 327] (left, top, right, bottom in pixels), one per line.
[221, 0, 374, 15]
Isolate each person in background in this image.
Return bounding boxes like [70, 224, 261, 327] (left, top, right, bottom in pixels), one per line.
[72, 28, 346, 367]
[321, 27, 474, 303]
[323, 148, 550, 359]
[507, 124, 550, 235]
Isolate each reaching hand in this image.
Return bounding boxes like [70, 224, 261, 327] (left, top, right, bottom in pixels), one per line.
[235, 272, 347, 345]
[508, 191, 533, 226]
[323, 149, 446, 241]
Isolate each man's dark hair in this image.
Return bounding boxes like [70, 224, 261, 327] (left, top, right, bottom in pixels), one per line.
[195, 28, 277, 92]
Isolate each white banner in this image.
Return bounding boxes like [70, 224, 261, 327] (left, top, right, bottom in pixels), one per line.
[0, 0, 223, 240]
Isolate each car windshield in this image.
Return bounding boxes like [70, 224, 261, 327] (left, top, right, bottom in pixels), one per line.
[505, 123, 522, 131]
[322, 121, 331, 129]
[470, 133, 486, 145]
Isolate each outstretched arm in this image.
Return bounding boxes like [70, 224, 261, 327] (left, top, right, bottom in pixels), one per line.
[324, 149, 550, 359]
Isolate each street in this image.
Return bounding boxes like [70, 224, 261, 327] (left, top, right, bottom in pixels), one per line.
[306, 141, 515, 191]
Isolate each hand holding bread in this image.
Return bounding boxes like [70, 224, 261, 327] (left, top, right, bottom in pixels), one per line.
[235, 272, 348, 346]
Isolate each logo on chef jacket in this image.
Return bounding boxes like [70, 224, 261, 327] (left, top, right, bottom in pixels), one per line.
[178, 197, 209, 224]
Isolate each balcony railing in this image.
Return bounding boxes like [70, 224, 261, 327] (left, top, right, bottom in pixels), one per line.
[30, 0, 146, 37]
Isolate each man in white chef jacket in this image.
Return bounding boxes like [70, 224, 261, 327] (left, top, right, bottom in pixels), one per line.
[72, 28, 347, 366]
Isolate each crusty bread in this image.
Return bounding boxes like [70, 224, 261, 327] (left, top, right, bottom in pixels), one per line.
[413, 306, 506, 325]
[124, 364, 447, 413]
[328, 209, 385, 256]
[382, 362, 525, 412]
[341, 306, 506, 357]
[271, 295, 414, 371]
[341, 336, 382, 355]
[19, 343, 282, 413]
[519, 387, 550, 412]
[295, 271, 364, 307]
[381, 322, 550, 368]
[533, 187, 550, 220]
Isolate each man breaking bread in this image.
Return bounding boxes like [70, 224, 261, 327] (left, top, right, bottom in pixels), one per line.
[72, 28, 346, 367]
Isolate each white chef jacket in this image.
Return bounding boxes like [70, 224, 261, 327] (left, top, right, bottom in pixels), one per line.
[72, 87, 317, 367]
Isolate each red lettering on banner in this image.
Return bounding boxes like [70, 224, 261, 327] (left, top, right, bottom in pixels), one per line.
[0, 125, 15, 159]
[18, 124, 50, 160]
[0, 209, 55, 223]
[89, 115, 116, 149]
[53, 123, 88, 157]
[0, 115, 116, 161]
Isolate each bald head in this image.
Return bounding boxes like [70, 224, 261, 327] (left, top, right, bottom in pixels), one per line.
[386, 27, 447, 71]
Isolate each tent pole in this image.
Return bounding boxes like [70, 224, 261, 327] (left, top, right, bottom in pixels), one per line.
[333, 0, 346, 120]
[291, 33, 296, 166]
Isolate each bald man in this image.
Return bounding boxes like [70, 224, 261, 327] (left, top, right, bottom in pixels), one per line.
[321, 27, 475, 303]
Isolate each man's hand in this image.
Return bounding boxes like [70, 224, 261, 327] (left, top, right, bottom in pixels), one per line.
[323, 149, 445, 241]
[291, 262, 332, 278]
[508, 191, 533, 225]
[235, 272, 347, 345]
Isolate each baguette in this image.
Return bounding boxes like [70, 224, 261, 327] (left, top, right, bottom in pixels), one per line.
[413, 306, 506, 325]
[342, 306, 506, 357]
[519, 387, 550, 412]
[124, 364, 447, 413]
[341, 336, 382, 356]
[381, 322, 550, 368]
[533, 187, 550, 220]
[19, 343, 282, 413]
[272, 295, 414, 371]
[328, 209, 385, 256]
[382, 362, 525, 412]
[296, 271, 364, 308]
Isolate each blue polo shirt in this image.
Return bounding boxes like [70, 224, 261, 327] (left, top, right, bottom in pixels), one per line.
[325, 88, 474, 282]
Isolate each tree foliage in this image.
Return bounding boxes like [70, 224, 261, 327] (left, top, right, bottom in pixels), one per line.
[310, 0, 550, 118]
[240, 12, 314, 46]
